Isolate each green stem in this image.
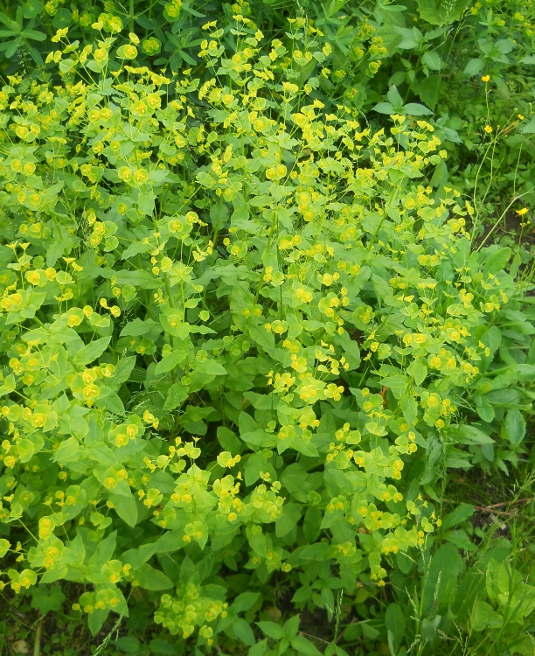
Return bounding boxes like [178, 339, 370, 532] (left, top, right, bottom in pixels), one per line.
[33, 621, 42, 656]
[475, 190, 531, 251]
[403, 53, 422, 105]
[129, 0, 135, 33]
[164, 273, 174, 308]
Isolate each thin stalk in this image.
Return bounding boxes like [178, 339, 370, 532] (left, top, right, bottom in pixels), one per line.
[33, 621, 42, 656]
[476, 190, 531, 251]
[129, 0, 135, 33]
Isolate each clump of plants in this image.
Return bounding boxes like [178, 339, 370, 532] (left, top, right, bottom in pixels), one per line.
[0, 5, 534, 656]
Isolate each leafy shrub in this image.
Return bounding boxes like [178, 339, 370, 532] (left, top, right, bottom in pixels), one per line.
[0, 4, 534, 656]
[3, 0, 535, 219]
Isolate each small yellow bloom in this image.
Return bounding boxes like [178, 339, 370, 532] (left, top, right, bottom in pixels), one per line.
[51, 27, 69, 42]
[481, 74, 490, 83]
[484, 125, 493, 134]
[25, 270, 41, 285]
[516, 207, 529, 216]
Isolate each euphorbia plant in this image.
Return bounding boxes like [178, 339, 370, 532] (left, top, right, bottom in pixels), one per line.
[0, 11, 532, 651]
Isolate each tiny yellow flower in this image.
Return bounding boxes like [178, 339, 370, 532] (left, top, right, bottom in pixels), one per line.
[484, 125, 493, 134]
[481, 74, 490, 83]
[25, 270, 41, 285]
[51, 27, 69, 42]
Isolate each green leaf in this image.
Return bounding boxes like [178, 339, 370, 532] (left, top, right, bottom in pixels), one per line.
[410, 362, 427, 385]
[299, 542, 330, 560]
[422, 50, 443, 70]
[30, 585, 66, 614]
[114, 356, 137, 386]
[122, 543, 158, 569]
[23, 0, 43, 19]
[441, 504, 474, 530]
[121, 242, 152, 260]
[195, 358, 227, 376]
[361, 622, 380, 640]
[504, 409, 526, 446]
[387, 85, 404, 110]
[290, 636, 322, 655]
[40, 567, 68, 584]
[475, 395, 495, 423]
[416, 0, 471, 25]
[163, 383, 189, 411]
[21, 28, 46, 40]
[111, 269, 161, 289]
[471, 600, 503, 631]
[521, 117, 535, 134]
[155, 350, 186, 375]
[257, 621, 284, 640]
[334, 331, 360, 369]
[217, 426, 243, 453]
[303, 506, 322, 542]
[275, 503, 302, 538]
[293, 438, 319, 458]
[210, 202, 229, 231]
[510, 635, 535, 656]
[448, 424, 494, 445]
[137, 190, 156, 215]
[232, 592, 262, 613]
[464, 57, 484, 76]
[400, 395, 418, 425]
[444, 529, 477, 551]
[247, 640, 268, 656]
[373, 101, 396, 115]
[73, 337, 111, 366]
[110, 492, 138, 528]
[245, 451, 275, 486]
[88, 531, 117, 568]
[88, 608, 109, 636]
[422, 543, 464, 614]
[283, 615, 300, 638]
[233, 618, 256, 645]
[385, 603, 406, 653]
[102, 390, 125, 415]
[239, 411, 276, 448]
[403, 102, 433, 116]
[114, 637, 141, 654]
[120, 318, 161, 337]
[137, 564, 174, 590]
[0, 539, 9, 557]
[483, 247, 511, 275]
[0, 374, 16, 397]
[53, 437, 81, 464]
[148, 639, 178, 655]
[55, 271, 73, 285]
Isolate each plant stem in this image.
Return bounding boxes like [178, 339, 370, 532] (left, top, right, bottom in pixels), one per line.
[129, 0, 135, 33]
[33, 621, 42, 656]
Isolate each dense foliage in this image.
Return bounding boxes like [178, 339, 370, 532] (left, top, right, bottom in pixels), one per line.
[0, 1, 534, 655]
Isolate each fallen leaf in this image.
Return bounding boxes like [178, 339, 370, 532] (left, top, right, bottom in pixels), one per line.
[12, 640, 29, 654]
